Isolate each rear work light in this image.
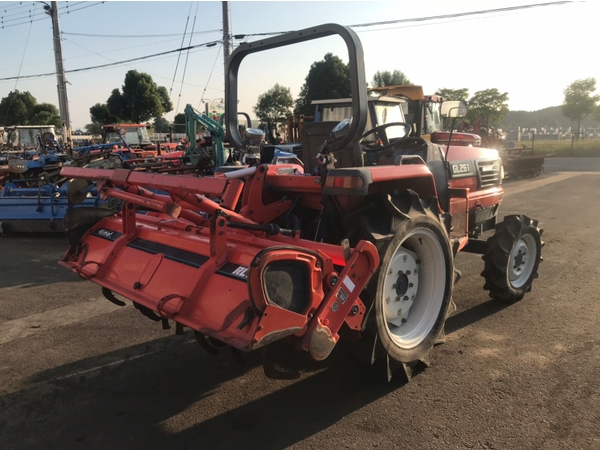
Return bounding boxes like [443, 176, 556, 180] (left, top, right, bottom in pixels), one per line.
[325, 175, 364, 189]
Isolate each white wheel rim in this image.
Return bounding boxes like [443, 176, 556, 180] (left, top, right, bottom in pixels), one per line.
[509, 234, 536, 288]
[381, 228, 446, 350]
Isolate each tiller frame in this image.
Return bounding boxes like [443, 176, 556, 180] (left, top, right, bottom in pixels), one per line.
[59, 165, 379, 360]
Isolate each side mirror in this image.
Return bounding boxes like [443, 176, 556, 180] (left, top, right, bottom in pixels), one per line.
[441, 100, 468, 118]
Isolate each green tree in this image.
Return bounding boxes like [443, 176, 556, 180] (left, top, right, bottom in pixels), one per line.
[435, 88, 469, 101]
[28, 103, 61, 127]
[153, 116, 171, 133]
[562, 78, 599, 141]
[467, 88, 509, 126]
[89, 103, 119, 125]
[172, 112, 186, 133]
[371, 69, 411, 87]
[254, 83, 294, 124]
[593, 104, 600, 126]
[106, 70, 173, 123]
[294, 53, 351, 117]
[84, 122, 103, 137]
[87, 103, 119, 140]
[0, 90, 37, 125]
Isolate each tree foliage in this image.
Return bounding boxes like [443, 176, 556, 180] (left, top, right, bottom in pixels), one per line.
[27, 103, 61, 127]
[172, 113, 186, 132]
[89, 103, 119, 125]
[153, 116, 171, 133]
[294, 53, 351, 117]
[466, 88, 509, 126]
[254, 83, 294, 124]
[84, 122, 103, 137]
[0, 90, 60, 127]
[562, 78, 599, 140]
[106, 70, 173, 123]
[594, 104, 600, 125]
[435, 88, 469, 101]
[371, 70, 411, 88]
[86, 103, 119, 138]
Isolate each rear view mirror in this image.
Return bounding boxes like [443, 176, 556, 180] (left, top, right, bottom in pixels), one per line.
[441, 100, 468, 118]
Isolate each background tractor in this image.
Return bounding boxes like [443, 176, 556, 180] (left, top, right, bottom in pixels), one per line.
[58, 24, 543, 381]
[368, 85, 545, 179]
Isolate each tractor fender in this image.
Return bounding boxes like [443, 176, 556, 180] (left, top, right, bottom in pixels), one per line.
[323, 164, 439, 207]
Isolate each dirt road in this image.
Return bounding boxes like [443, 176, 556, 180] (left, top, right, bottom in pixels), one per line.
[1, 163, 599, 450]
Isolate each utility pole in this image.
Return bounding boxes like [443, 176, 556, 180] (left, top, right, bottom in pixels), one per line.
[222, 1, 232, 65]
[44, 1, 71, 149]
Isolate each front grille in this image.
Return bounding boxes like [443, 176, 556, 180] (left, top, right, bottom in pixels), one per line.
[477, 159, 500, 189]
[472, 205, 497, 224]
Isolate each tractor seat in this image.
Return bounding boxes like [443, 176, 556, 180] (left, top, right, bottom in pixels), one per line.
[300, 121, 339, 173]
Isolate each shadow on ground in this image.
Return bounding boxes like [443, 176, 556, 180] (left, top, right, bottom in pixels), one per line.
[0, 291, 512, 450]
[0, 330, 405, 450]
[0, 233, 81, 289]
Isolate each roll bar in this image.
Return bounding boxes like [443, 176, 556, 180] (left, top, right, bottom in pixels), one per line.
[224, 23, 368, 153]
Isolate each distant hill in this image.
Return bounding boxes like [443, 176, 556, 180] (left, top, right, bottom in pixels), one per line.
[500, 106, 598, 130]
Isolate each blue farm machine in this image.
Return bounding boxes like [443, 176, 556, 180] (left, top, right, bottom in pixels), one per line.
[0, 130, 111, 233]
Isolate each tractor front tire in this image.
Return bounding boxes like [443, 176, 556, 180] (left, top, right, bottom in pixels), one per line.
[482, 215, 543, 303]
[363, 191, 454, 380]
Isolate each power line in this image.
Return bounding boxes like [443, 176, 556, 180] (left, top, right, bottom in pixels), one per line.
[169, 1, 194, 98]
[175, 2, 200, 115]
[61, 35, 216, 91]
[230, 1, 574, 39]
[0, 1, 103, 29]
[198, 43, 223, 109]
[0, 2, 37, 14]
[0, 39, 222, 81]
[349, 1, 573, 29]
[62, 29, 221, 39]
[3, 2, 37, 126]
[0, 1, 575, 81]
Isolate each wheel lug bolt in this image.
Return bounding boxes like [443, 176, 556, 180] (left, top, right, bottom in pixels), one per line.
[406, 270, 411, 275]
[395, 296, 400, 302]
[408, 283, 414, 288]
[401, 318, 407, 323]
[403, 296, 409, 301]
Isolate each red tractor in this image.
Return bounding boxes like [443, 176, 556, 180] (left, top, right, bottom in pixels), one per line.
[59, 24, 543, 381]
[368, 85, 544, 179]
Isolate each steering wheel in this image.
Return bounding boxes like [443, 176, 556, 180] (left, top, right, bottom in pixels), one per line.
[359, 122, 412, 153]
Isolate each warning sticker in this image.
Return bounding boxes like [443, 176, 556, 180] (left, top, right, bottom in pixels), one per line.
[343, 276, 355, 293]
[336, 288, 349, 304]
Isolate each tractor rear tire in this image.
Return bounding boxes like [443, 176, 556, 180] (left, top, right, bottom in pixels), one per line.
[362, 190, 454, 380]
[481, 215, 543, 303]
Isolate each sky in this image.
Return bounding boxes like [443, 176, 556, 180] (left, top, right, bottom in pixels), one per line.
[0, 0, 598, 130]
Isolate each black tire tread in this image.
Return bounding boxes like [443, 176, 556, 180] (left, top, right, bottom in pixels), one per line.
[481, 215, 544, 303]
[361, 190, 453, 377]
